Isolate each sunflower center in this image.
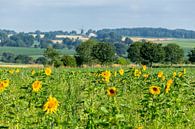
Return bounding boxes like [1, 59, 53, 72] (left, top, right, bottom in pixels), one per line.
[109, 89, 115, 94]
[0, 83, 3, 88]
[153, 87, 158, 91]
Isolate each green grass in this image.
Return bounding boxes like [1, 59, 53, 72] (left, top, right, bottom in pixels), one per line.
[0, 67, 194, 128]
[0, 47, 76, 59]
[158, 39, 195, 57]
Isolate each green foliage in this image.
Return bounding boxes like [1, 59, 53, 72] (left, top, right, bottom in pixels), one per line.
[61, 55, 77, 67]
[140, 42, 165, 66]
[43, 47, 62, 67]
[116, 57, 130, 65]
[164, 44, 184, 64]
[76, 40, 97, 65]
[114, 43, 128, 56]
[15, 55, 34, 64]
[97, 28, 195, 38]
[188, 48, 195, 63]
[127, 42, 144, 64]
[0, 67, 194, 128]
[92, 42, 116, 64]
[35, 57, 48, 65]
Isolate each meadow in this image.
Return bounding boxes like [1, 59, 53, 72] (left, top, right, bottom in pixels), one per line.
[0, 66, 195, 128]
[0, 47, 76, 59]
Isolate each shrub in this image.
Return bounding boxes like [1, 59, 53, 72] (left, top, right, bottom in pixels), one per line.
[116, 57, 130, 65]
[61, 55, 77, 67]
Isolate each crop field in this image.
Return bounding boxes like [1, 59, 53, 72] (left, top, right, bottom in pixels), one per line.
[130, 37, 195, 57]
[0, 66, 195, 128]
[0, 47, 76, 59]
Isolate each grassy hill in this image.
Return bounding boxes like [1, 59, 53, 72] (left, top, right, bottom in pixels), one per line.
[0, 47, 76, 59]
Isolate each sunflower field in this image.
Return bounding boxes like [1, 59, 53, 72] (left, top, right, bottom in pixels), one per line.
[0, 66, 195, 128]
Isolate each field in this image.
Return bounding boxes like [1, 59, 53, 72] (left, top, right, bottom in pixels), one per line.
[0, 66, 195, 128]
[130, 37, 195, 57]
[0, 47, 76, 59]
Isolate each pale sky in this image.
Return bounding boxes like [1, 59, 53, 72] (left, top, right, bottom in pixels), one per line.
[0, 0, 194, 32]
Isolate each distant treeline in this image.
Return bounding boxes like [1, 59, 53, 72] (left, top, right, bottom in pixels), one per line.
[97, 28, 195, 38]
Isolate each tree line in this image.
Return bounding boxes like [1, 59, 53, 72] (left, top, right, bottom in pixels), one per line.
[1, 40, 195, 66]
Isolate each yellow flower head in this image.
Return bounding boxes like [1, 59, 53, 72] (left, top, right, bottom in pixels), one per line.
[43, 96, 59, 114]
[15, 69, 20, 73]
[157, 71, 163, 78]
[134, 69, 141, 77]
[143, 74, 149, 79]
[102, 77, 110, 83]
[0, 81, 6, 92]
[9, 69, 14, 74]
[183, 68, 186, 74]
[45, 67, 52, 76]
[31, 70, 35, 75]
[178, 72, 183, 77]
[165, 79, 173, 93]
[137, 126, 144, 129]
[2, 79, 9, 87]
[167, 79, 173, 86]
[149, 86, 160, 95]
[101, 70, 111, 78]
[119, 69, 124, 76]
[107, 87, 117, 96]
[32, 80, 42, 92]
[173, 72, 177, 78]
[142, 65, 147, 71]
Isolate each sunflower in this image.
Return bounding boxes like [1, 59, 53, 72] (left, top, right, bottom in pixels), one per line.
[149, 86, 160, 95]
[143, 74, 149, 79]
[157, 71, 163, 78]
[0, 82, 5, 92]
[142, 65, 147, 71]
[119, 69, 124, 76]
[31, 70, 35, 75]
[178, 72, 183, 77]
[134, 69, 141, 77]
[172, 72, 177, 78]
[45, 67, 52, 76]
[101, 70, 111, 78]
[107, 87, 117, 96]
[102, 77, 110, 83]
[43, 96, 59, 114]
[15, 69, 20, 73]
[32, 80, 42, 92]
[2, 79, 9, 87]
[165, 79, 173, 93]
[9, 69, 14, 74]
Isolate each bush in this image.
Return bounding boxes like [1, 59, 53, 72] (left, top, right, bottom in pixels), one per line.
[61, 55, 77, 67]
[35, 57, 48, 65]
[116, 57, 130, 65]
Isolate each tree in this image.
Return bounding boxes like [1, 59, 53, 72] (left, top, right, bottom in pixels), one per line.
[124, 37, 133, 44]
[127, 42, 144, 64]
[140, 42, 165, 66]
[188, 48, 195, 63]
[92, 42, 116, 64]
[76, 39, 97, 64]
[15, 55, 34, 64]
[35, 57, 48, 65]
[44, 47, 62, 67]
[1, 52, 16, 63]
[164, 44, 184, 64]
[114, 43, 128, 56]
[61, 55, 77, 67]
